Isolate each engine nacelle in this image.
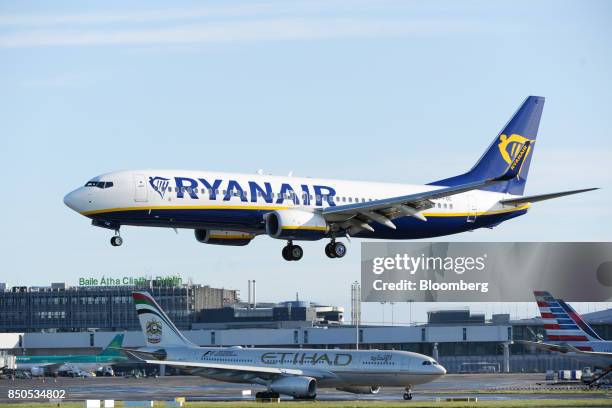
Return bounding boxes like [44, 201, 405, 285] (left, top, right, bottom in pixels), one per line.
[265, 210, 328, 241]
[269, 376, 317, 398]
[194, 229, 254, 246]
[336, 386, 381, 394]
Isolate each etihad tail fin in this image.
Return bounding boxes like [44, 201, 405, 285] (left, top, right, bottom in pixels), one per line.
[99, 333, 125, 356]
[534, 290, 603, 343]
[431, 96, 544, 195]
[132, 291, 195, 348]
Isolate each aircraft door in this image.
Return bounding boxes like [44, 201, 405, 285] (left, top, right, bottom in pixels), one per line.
[134, 173, 148, 202]
[466, 194, 477, 223]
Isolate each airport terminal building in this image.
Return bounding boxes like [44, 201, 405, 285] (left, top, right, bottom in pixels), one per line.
[0, 280, 238, 332]
[1, 280, 611, 373]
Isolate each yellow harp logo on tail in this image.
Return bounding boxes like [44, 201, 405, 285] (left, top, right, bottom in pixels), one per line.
[498, 134, 534, 165]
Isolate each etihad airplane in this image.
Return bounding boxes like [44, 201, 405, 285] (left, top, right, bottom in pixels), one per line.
[16, 333, 128, 377]
[521, 291, 612, 383]
[64, 96, 596, 260]
[122, 291, 445, 400]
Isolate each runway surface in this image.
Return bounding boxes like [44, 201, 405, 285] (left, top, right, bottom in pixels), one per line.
[1, 374, 610, 402]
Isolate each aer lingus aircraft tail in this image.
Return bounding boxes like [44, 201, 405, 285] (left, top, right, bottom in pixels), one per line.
[99, 333, 126, 357]
[431, 96, 544, 195]
[133, 291, 196, 348]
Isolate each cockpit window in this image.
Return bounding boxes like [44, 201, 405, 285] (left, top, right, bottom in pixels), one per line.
[422, 361, 432, 365]
[85, 181, 114, 189]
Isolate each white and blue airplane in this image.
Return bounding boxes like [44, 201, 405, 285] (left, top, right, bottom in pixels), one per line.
[64, 96, 596, 260]
[124, 291, 445, 400]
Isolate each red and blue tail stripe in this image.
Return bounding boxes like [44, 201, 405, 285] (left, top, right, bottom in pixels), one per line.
[534, 291, 600, 349]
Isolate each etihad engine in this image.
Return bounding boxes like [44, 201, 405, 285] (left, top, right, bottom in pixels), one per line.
[264, 209, 328, 240]
[194, 229, 254, 246]
[268, 376, 317, 398]
[336, 386, 381, 394]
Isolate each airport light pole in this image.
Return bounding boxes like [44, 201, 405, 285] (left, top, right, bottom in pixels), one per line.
[351, 281, 361, 350]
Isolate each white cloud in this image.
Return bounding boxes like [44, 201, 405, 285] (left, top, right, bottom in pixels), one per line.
[0, 18, 480, 48]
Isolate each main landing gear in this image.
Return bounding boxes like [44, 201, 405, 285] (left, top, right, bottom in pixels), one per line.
[403, 387, 413, 400]
[281, 240, 348, 261]
[255, 391, 280, 400]
[110, 230, 123, 247]
[325, 240, 346, 259]
[282, 241, 303, 261]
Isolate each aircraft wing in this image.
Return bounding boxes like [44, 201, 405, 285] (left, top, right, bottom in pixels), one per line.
[518, 340, 612, 358]
[319, 141, 532, 227]
[499, 188, 598, 206]
[139, 358, 336, 381]
[119, 349, 335, 381]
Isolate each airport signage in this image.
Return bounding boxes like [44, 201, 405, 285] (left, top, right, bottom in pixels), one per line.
[361, 242, 612, 302]
[78, 275, 182, 286]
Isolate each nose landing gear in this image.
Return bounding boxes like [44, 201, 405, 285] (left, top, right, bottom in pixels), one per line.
[282, 241, 303, 261]
[325, 240, 346, 258]
[110, 231, 123, 247]
[402, 387, 413, 400]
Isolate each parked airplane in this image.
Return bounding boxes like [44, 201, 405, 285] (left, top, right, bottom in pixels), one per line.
[16, 333, 127, 377]
[521, 291, 612, 383]
[64, 96, 596, 260]
[123, 291, 445, 400]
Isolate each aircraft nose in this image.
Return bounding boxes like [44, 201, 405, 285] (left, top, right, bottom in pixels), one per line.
[63, 188, 86, 212]
[436, 364, 447, 376]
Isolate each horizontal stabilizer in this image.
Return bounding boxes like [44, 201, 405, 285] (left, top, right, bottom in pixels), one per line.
[500, 188, 598, 206]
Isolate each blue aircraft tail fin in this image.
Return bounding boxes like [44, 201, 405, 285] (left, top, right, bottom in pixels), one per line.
[430, 96, 544, 195]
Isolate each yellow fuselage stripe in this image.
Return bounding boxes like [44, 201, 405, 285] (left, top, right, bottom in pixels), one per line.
[82, 204, 530, 218]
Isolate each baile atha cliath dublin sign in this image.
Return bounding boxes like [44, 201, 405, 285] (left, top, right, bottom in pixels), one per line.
[78, 275, 182, 286]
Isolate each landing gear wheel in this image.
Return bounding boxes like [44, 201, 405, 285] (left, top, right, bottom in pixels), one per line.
[282, 245, 291, 261]
[403, 392, 412, 400]
[282, 243, 303, 261]
[332, 242, 346, 258]
[110, 236, 123, 247]
[325, 243, 337, 258]
[256, 391, 280, 399]
[290, 245, 303, 261]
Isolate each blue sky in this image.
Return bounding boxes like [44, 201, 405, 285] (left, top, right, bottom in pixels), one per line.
[1, 0, 611, 324]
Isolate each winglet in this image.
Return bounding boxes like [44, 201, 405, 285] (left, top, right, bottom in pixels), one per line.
[494, 141, 532, 181]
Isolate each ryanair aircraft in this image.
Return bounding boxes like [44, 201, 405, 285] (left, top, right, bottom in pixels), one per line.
[64, 96, 596, 260]
[123, 292, 445, 400]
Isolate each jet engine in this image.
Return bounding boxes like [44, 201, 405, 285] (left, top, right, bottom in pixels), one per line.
[268, 376, 317, 398]
[336, 386, 381, 394]
[194, 229, 254, 246]
[264, 209, 328, 240]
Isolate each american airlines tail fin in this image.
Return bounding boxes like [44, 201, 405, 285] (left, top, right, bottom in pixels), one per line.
[99, 333, 125, 357]
[431, 96, 544, 195]
[534, 290, 603, 343]
[132, 292, 196, 348]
